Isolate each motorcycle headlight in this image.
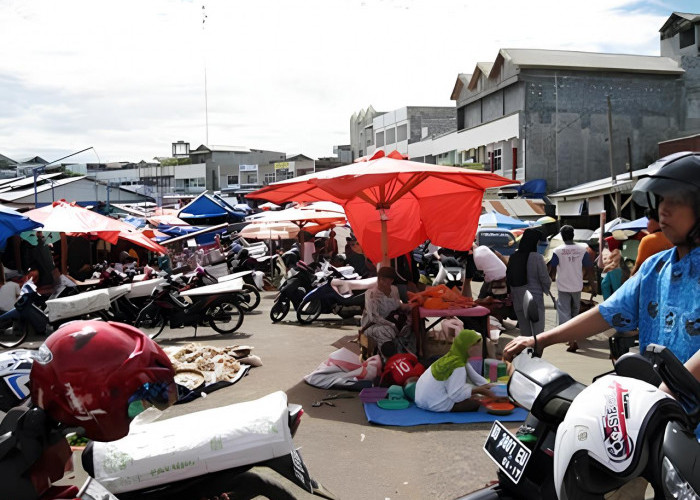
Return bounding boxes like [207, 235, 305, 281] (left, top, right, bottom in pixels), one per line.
[662, 456, 698, 499]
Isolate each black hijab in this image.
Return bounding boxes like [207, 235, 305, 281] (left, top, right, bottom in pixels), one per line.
[506, 228, 542, 287]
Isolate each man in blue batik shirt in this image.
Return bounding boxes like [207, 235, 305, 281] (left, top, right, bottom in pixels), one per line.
[503, 153, 700, 434]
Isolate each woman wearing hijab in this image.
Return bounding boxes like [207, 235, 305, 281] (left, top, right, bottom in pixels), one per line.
[414, 329, 494, 412]
[506, 228, 551, 336]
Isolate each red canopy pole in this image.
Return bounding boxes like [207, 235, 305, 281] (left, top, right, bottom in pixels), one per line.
[379, 209, 390, 267]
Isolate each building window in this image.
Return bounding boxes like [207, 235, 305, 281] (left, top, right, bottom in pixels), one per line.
[264, 173, 275, 184]
[376, 131, 385, 147]
[397, 124, 407, 142]
[493, 149, 502, 171]
[680, 28, 695, 48]
[227, 175, 238, 186]
[385, 127, 396, 145]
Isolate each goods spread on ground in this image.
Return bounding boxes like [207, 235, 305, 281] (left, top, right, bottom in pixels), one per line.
[164, 343, 262, 389]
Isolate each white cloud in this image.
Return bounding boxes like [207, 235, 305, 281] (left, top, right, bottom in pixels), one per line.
[0, 0, 680, 163]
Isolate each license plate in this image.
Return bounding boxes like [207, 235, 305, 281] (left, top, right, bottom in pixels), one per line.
[483, 420, 531, 484]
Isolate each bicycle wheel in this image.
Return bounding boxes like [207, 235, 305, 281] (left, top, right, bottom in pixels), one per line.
[238, 284, 261, 312]
[206, 299, 244, 334]
[269, 298, 290, 323]
[296, 298, 322, 324]
[0, 319, 28, 349]
[134, 305, 167, 340]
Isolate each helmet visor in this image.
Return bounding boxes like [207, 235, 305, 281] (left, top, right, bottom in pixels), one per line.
[127, 380, 178, 418]
[632, 176, 698, 209]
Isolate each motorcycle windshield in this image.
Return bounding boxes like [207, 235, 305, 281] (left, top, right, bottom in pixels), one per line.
[508, 352, 563, 410]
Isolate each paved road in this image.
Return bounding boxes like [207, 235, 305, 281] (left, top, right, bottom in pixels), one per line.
[27, 285, 616, 499]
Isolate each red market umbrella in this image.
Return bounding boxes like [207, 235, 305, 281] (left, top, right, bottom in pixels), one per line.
[245, 206, 346, 228]
[25, 200, 124, 244]
[26, 200, 167, 254]
[248, 150, 516, 265]
[119, 229, 168, 254]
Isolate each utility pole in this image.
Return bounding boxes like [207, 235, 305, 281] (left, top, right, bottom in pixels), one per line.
[202, 4, 209, 146]
[607, 95, 615, 185]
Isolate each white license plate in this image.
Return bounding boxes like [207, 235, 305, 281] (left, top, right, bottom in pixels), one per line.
[483, 420, 532, 484]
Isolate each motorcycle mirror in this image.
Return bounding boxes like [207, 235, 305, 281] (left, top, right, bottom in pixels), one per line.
[522, 291, 541, 357]
[523, 291, 539, 323]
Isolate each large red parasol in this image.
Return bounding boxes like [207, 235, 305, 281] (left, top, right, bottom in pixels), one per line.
[248, 151, 516, 264]
[25, 200, 167, 254]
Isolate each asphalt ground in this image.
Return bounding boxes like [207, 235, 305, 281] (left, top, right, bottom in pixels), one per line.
[13, 283, 619, 499]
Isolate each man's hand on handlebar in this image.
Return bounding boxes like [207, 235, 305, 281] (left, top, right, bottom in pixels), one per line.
[502, 336, 537, 362]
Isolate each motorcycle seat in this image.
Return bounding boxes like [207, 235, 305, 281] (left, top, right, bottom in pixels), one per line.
[532, 376, 586, 424]
[331, 277, 377, 295]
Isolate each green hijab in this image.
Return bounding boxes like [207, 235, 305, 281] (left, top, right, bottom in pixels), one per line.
[430, 329, 482, 381]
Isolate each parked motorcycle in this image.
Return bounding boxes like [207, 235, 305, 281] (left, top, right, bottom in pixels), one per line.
[432, 251, 463, 288]
[0, 380, 334, 499]
[198, 266, 263, 313]
[270, 261, 317, 323]
[0, 349, 33, 411]
[0, 279, 50, 348]
[80, 391, 335, 499]
[134, 276, 245, 339]
[296, 268, 375, 325]
[461, 292, 700, 500]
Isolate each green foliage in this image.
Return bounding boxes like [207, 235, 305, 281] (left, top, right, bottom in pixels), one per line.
[161, 158, 192, 166]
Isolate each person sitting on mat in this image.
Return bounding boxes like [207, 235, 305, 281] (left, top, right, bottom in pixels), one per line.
[414, 329, 495, 412]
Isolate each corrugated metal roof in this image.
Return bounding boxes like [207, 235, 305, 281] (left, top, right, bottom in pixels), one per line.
[660, 12, 700, 32]
[0, 176, 84, 202]
[191, 145, 252, 154]
[495, 48, 684, 75]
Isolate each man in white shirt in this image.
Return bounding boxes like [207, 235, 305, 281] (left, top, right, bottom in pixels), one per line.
[472, 245, 508, 298]
[0, 277, 22, 313]
[549, 225, 594, 325]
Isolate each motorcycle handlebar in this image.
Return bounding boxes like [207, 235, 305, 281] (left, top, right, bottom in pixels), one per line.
[645, 344, 700, 424]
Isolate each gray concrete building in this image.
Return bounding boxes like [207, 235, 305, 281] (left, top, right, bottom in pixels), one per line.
[369, 106, 456, 159]
[187, 144, 287, 195]
[350, 106, 384, 161]
[409, 12, 699, 196]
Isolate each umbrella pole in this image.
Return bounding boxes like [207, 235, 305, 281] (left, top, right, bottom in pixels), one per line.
[380, 211, 390, 267]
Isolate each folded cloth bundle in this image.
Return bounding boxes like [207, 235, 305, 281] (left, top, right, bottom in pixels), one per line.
[377, 385, 410, 410]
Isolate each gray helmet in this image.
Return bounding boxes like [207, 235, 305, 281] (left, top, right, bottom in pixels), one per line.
[632, 152, 700, 245]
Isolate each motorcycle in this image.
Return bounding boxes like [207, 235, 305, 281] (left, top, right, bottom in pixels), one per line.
[198, 266, 263, 313]
[432, 251, 463, 288]
[296, 268, 375, 325]
[270, 261, 317, 323]
[0, 386, 335, 499]
[80, 391, 335, 500]
[0, 279, 50, 348]
[134, 276, 245, 339]
[0, 349, 34, 411]
[461, 292, 700, 500]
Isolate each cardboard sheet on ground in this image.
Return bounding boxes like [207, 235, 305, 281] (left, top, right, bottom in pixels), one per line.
[363, 402, 528, 426]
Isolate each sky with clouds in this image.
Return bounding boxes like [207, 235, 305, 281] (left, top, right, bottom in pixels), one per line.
[0, 0, 692, 164]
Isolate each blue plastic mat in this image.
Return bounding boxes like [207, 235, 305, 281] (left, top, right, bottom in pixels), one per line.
[363, 402, 529, 426]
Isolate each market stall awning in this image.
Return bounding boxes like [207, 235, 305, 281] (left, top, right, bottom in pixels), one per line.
[0, 204, 43, 251]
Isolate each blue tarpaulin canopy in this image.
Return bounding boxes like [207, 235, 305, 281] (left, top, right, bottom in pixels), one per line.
[157, 224, 225, 245]
[614, 217, 648, 232]
[122, 216, 147, 229]
[479, 211, 531, 229]
[516, 179, 547, 198]
[178, 193, 246, 224]
[0, 205, 43, 251]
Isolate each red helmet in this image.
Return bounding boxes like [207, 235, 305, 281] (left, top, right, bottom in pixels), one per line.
[30, 321, 176, 441]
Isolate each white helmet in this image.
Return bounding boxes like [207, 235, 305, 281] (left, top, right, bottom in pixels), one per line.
[553, 375, 683, 499]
